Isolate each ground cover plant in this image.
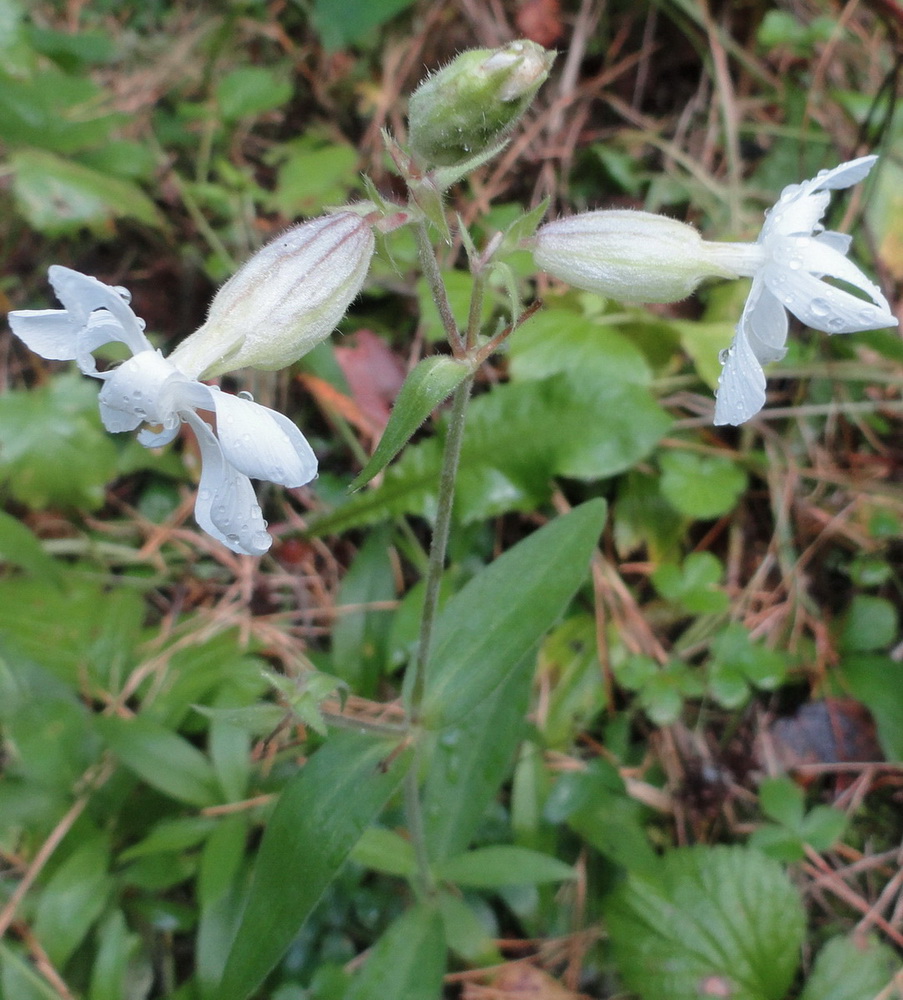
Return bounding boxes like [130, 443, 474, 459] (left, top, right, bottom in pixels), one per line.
[1, 1, 903, 999]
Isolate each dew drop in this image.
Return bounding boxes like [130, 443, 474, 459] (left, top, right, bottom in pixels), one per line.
[133, 389, 143, 398]
[788, 257, 802, 271]
[114, 285, 132, 303]
[215, 504, 227, 517]
[199, 488, 211, 501]
[718, 348, 730, 365]
[252, 530, 271, 550]
[226, 532, 240, 543]
[810, 298, 830, 317]
[136, 317, 147, 330]
[238, 390, 254, 401]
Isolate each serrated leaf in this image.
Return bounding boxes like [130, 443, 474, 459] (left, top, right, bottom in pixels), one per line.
[345, 902, 446, 1000]
[605, 845, 805, 1000]
[351, 356, 472, 490]
[435, 845, 575, 887]
[423, 499, 606, 726]
[219, 731, 411, 1000]
[799, 934, 901, 1000]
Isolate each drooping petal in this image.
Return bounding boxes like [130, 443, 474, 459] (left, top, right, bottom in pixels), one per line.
[814, 230, 852, 256]
[182, 410, 273, 556]
[762, 261, 895, 335]
[8, 309, 81, 360]
[762, 188, 829, 242]
[714, 323, 767, 426]
[208, 388, 318, 487]
[740, 276, 788, 364]
[799, 155, 878, 194]
[48, 266, 153, 356]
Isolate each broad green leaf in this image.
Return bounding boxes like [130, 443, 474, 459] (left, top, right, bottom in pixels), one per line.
[437, 891, 501, 964]
[345, 902, 446, 1000]
[33, 836, 113, 968]
[0, 577, 147, 690]
[509, 311, 653, 389]
[605, 846, 805, 1000]
[0, 944, 62, 1000]
[758, 777, 804, 827]
[11, 148, 165, 235]
[423, 654, 533, 863]
[308, 376, 664, 535]
[839, 595, 898, 652]
[435, 846, 574, 888]
[839, 654, 903, 761]
[659, 450, 748, 519]
[312, 0, 416, 50]
[331, 525, 396, 696]
[799, 934, 901, 1000]
[0, 510, 61, 582]
[350, 357, 472, 490]
[215, 65, 292, 120]
[423, 499, 606, 726]
[96, 715, 220, 808]
[219, 730, 411, 1000]
[350, 826, 417, 878]
[267, 136, 361, 216]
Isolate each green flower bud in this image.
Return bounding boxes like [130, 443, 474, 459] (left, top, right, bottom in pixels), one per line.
[170, 211, 375, 378]
[533, 210, 740, 303]
[408, 40, 554, 168]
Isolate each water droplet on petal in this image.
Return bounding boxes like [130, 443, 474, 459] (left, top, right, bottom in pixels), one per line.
[199, 488, 211, 501]
[238, 390, 254, 401]
[114, 286, 132, 303]
[718, 348, 730, 365]
[226, 532, 240, 543]
[136, 317, 147, 330]
[788, 257, 802, 271]
[252, 530, 271, 550]
[810, 297, 830, 317]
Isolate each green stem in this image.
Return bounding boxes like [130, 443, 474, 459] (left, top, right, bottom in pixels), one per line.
[402, 373, 475, 719]
[413, 221, 465, 355]
[404, 749, 436, 897]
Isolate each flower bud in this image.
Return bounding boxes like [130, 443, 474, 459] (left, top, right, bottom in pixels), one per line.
[407, 40, 554, 168]
[533, 210, 739, 303]
[169, 211, 375, 378]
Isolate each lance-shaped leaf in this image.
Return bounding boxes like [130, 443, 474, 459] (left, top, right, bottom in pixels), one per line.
[350, 355, 472, 490]
[219, 730, 411, 1000]
[345, 901, 446, 1000]
[422, 499, 606, 727]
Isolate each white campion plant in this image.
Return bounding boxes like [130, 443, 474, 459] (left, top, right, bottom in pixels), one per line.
[9, 211, 375, 556]
[533, 155, 897, 425]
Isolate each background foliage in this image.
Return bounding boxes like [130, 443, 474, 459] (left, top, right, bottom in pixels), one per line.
[1, 0, 902, 998]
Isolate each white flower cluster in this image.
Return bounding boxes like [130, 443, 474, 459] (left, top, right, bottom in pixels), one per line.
[9, 212, 375, 555]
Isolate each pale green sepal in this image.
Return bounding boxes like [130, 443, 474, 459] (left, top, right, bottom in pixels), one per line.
[350, 355, 473, 491]
[429, 137, 511, 191]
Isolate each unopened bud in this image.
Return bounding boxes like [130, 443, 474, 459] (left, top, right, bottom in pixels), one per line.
[170, 211, 375, 378]
[533, 210, 739, 303]
[408, 40, 554, 168]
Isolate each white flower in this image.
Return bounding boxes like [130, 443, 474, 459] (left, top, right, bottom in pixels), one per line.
[713, 155, 897, 425]
[9, 266, 317, 556]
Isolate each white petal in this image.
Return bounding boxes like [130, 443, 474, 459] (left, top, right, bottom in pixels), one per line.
[8, 309, 80, 360]
[814, 230, 852, 256]
[137, 424, 181, 448]
[48, 266, 153, 355]
[763, 261, 895, 335]
[779, 235, 891, 311]
[209, 389, 317, 487]
[741, 277, 788, 364]
[714, 326, 766, 426]
[182, 410, 273, 556]
[763, 188, 829, 241]
[801, 155, 878, 193]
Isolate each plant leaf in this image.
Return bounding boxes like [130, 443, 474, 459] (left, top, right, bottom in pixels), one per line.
[799, 934, 901, 1000]
[435, 845, 575, 888]
[345, 902, 446, 1000]
[605, 845, 805, 1000]
[219, 730, 411, 1000]
[350, 356, 472, 490]
[423, 499, 606, 726]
